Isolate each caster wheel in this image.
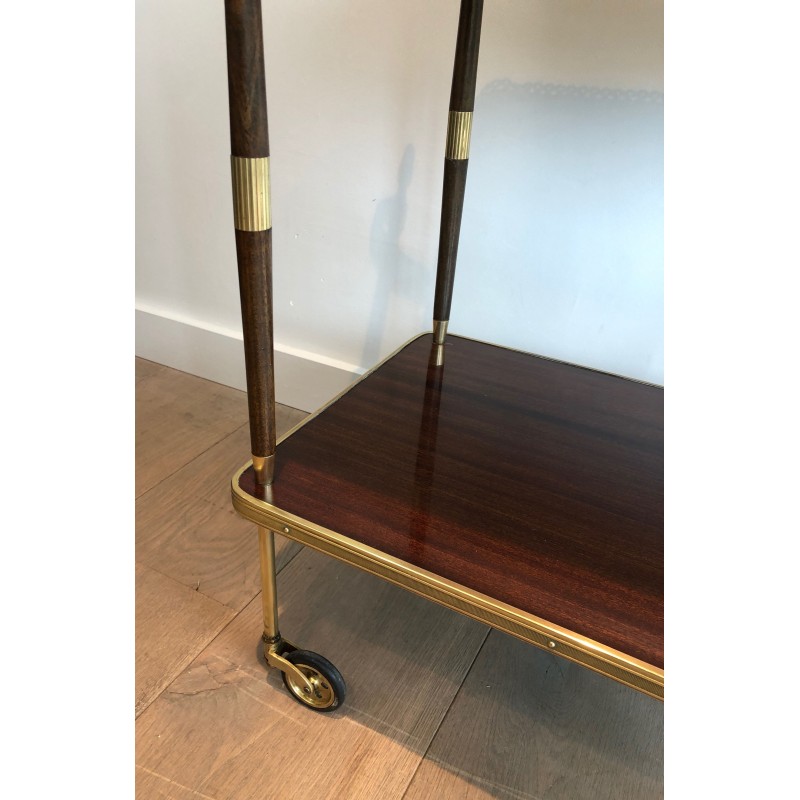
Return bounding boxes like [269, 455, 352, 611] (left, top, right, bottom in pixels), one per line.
[281, 650, 346, 712]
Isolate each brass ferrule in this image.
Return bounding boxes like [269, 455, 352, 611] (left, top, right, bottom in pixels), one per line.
[433, 319, 449, 346]
[445, 111, 473, 160]
[252, 454, 275, 485]
[231, 156, 271, 231]
[430, 344, 446, 367]
[428, 344, 444, 367]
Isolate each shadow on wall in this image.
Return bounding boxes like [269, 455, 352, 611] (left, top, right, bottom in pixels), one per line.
[363, 144, 427, 369]
[452, 80, 664, 385]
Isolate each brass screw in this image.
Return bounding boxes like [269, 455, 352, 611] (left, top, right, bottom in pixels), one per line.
[283, 526, 290, 533]
[549, 641, 556, 648]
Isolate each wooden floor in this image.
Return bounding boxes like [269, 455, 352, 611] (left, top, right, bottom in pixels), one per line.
[135, 358, 663, 799]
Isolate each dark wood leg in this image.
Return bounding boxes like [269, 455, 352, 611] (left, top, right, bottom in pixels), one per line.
[432, 0, 484, 344]
[224, 0, 276, 485]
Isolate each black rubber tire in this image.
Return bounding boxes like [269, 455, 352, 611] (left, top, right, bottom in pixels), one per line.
[281, 650, 346, 712]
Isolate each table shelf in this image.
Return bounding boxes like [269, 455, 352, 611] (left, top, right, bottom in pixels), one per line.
[233, 333, 663, 699]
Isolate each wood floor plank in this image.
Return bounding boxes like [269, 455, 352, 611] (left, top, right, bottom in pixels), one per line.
[136, 417, 306, 612]
[136, 562, 235, 718]
[403, 630, 663, 800]
[136, 357, 165, 384]
[135, 766, 216, 800]
[136, 359, 249, 497]
[136, 548, 489, 800]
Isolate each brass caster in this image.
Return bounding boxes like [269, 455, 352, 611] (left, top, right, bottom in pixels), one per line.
[281, 650, 346, 713]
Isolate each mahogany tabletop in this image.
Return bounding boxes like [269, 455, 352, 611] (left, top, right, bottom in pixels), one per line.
[239, 334, 663, 671]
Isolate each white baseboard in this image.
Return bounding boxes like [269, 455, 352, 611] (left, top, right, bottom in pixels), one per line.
[135, 306, 363, 413]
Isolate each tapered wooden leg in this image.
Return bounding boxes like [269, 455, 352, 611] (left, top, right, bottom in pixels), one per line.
[224, 0, 276, 485]
[432, 0, 484, 344]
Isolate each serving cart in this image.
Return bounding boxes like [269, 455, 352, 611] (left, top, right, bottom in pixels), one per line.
[223, 0, 663, 711]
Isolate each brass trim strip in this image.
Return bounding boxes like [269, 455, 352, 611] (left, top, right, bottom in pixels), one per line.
[231, 156, 271, 231]
[445, 110, 473, 160]
[231, 467, 664, 701]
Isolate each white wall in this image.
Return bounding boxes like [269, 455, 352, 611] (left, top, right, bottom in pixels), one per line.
[136, 0, 663, 410]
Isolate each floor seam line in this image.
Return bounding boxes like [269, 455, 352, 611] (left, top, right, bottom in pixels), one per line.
[399, 627, 492, 799]
[136, 421, 250, 501]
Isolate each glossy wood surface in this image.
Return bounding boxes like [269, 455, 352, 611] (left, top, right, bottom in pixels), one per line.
[433, 0, 483, 324]
[224, 0, 269, 158]
[240, 335, 663, 669]
[433, 158, 469, 322]
[234, 229, 276, 459]
[449, 0, 484, 112]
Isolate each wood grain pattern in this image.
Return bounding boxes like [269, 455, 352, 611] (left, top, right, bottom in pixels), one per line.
[433, 158, 469, 322]
[135, 358, 248, 498]
[136, 357, 163, 384]
[449, 0, 484, 112]
[225, 0, 276, 470]
[136, 563, 235, 718]
[434, 0, 483, 323]
[224, 0, 269, 158]
[136, 358, 305, 719]
[240, 335, 663, 669]
[136, 419, 304, 612]
[233, 229, 276, 461]
[136, 549, 489, 799]
[404, 630, 663, 800]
